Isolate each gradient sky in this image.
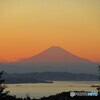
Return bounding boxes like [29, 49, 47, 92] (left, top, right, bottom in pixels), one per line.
[0, 0, 100, 62]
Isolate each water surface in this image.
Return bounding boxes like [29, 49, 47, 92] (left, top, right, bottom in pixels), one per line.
[6, 81, 99, 99]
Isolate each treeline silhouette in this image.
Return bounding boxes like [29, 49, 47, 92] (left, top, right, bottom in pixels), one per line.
[0, 91, 100, 100]
[0, 71, 100, 100]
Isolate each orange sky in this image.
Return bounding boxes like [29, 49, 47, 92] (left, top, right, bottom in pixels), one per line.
[0, 0, 100, 62]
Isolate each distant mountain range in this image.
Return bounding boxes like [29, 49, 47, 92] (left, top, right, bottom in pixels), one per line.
[3, 72, 98, 84]
[19, 46, 92, 63]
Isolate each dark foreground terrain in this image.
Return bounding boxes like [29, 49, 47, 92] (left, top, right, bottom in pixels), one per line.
[0, 92, 100, 100]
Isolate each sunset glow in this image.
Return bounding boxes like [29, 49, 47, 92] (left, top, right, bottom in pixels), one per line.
[0, 0, 100, 62]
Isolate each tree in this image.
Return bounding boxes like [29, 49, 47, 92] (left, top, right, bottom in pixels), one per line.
[0, 71, 9, 99]
[97, 66, 100, 93]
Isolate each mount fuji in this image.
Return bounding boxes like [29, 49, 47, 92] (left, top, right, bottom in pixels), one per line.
[19, 46, 92, 63]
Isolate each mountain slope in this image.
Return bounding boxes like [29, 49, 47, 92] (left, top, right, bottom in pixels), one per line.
[19, 46, 92, 63]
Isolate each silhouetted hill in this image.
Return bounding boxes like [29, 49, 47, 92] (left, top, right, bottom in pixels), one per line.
[2, 72, 98, 84]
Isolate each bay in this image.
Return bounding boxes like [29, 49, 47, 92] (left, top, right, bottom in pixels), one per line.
[6, 81, 99, 99]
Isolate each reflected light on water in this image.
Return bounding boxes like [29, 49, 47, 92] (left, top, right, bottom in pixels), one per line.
[6, 81, 99, 99]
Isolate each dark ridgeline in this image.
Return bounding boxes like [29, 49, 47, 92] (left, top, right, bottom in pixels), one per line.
[0, 71, 100, 100]
[2, 72, 99, 84]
